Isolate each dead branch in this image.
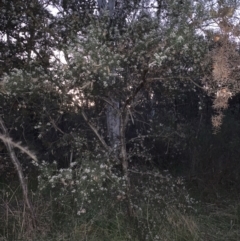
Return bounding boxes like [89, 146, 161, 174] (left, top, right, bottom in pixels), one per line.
[0, 116, 36, 228]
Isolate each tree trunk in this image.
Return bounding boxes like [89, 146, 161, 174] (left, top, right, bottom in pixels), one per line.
[106, 97, 120, 152]
[119, 111, 133, 216]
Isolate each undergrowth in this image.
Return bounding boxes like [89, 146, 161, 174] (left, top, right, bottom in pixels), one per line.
[0, 164, 239, 241]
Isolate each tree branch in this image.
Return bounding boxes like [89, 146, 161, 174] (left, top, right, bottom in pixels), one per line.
[0, 117, 36, 228]
[81, 109, 111, 152]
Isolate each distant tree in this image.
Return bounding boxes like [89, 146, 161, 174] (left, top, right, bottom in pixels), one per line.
[201, 1, 240, 131]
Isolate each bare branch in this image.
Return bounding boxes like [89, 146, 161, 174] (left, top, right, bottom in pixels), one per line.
[81, 109, 111, 152]
[0, 117, 36, 228]
[0, 134, 38, 162]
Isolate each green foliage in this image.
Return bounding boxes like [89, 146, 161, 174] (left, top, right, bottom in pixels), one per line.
[1, 1, 240, 240]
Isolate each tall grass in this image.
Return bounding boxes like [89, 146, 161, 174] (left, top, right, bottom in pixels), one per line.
[1, 169, 240, 241]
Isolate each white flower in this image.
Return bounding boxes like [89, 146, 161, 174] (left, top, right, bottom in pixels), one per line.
[70, 162, 77, 167]
[77, 209, 86, 215]
[183, 44, 188, 50]
[170, 32, 176, 38]
[82, 175, 87, 180]
[177, 36, 184, 43]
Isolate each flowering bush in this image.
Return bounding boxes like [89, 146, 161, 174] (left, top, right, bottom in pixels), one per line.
[36, 155, 197, 235]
